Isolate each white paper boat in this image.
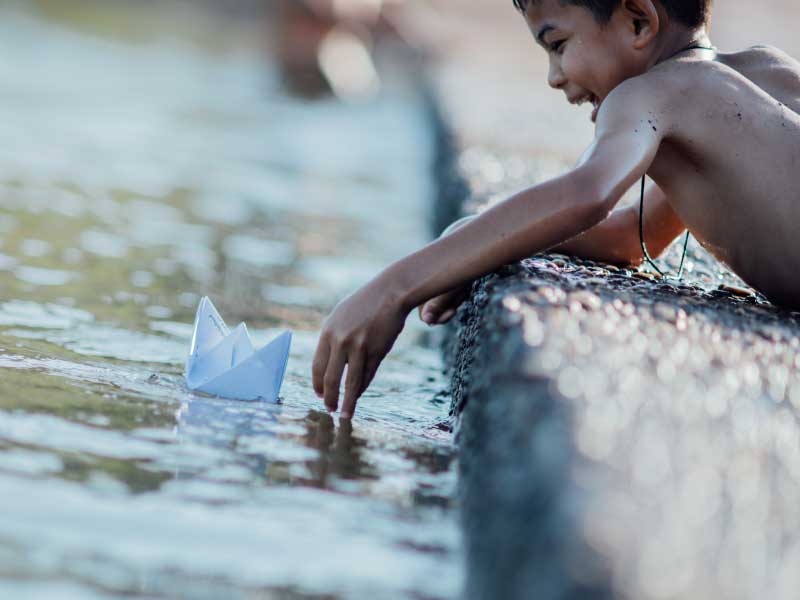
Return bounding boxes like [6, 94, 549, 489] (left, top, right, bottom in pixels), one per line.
[185, 296, 291, 402]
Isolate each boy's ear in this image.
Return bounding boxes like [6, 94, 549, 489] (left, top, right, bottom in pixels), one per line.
[621, 0, 660, 49]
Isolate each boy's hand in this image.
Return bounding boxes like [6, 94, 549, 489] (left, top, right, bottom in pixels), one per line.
[418, 284, 471, 325]
[312, 278, 408, 418]
[417, 215, 477, 325]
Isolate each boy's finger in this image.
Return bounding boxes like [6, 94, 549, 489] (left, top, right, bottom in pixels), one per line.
[341, 352, 366, 419]
[419, 301, 437, 324]
[323, 351, 347, 412]
[418, 304, 427, 319]
[360, 356, 381, 396]
[311, 338, 331, 398]
[420, 296, 450, 324]
[436, 308, 456, 324]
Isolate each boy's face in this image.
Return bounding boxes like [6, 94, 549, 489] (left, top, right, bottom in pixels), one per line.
[523, 0, 646, 122]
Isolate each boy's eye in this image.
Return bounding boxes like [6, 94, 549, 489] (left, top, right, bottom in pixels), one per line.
[550, 40, 564, 53]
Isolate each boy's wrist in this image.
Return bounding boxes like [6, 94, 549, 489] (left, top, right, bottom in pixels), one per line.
[379, 215, 478, 312]
[377, 262, 418, 313]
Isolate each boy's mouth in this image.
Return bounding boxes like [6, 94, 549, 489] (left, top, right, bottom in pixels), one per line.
[570, 93, 601, 122]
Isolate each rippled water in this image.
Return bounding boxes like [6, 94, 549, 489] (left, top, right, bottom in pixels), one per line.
[0, 3, 460, 598]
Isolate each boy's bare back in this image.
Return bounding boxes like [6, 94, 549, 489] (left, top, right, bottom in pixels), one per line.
[635, 45, 800, 306]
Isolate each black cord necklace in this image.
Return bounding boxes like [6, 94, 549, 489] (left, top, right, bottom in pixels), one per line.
[638, 42, 716, 279]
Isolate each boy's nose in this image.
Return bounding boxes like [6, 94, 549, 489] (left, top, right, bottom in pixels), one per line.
[548, 63, 567, 89]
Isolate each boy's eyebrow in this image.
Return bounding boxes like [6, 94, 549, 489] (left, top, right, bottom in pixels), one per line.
[536, 24, 555, 46]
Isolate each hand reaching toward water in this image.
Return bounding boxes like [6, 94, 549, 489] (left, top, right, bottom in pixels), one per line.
[313, 215, 480, 418]
[312, 277, 408, 418]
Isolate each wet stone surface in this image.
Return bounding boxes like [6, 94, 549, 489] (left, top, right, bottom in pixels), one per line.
[439, 144, 800, 600]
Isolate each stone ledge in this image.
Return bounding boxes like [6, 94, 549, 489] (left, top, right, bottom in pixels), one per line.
[434, 138, 800, 598]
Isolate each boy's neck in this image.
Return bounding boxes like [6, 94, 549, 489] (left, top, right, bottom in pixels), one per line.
[652, 26, 713, 67]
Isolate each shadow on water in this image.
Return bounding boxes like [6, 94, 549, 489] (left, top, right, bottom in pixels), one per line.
[0, 2, 461, 598]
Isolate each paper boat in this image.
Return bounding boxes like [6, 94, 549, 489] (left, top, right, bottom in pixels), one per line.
[185, 297, 291, 402]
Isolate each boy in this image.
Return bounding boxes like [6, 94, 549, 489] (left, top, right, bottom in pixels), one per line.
[312, 0, 800, 418]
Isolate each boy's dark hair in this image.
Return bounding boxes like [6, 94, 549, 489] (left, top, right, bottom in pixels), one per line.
[512, 0, 712, 28]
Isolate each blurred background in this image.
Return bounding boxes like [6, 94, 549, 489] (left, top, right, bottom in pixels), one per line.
[1, 0, 799, 598]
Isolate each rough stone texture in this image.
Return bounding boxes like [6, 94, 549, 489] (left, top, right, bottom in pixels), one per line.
[435, 142, 800, 599]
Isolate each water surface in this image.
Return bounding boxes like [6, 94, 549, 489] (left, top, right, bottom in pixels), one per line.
[0, 4, 460, 598]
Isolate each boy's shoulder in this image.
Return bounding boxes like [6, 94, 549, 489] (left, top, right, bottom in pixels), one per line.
[639, 44, 800, 92]
[740, 44, 799, 66]
[594, 65, 698, 131]
[724, 44, 800, 87]
[598, 58, 715, 120]
[601, 44, 800, 128]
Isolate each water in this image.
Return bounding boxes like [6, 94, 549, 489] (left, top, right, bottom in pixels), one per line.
[0, 3, 461, 598]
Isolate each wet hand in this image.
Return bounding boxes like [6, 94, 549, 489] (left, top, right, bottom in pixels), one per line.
[312, 280, 408, 418]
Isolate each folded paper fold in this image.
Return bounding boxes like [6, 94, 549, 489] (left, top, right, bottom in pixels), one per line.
[185, 297, 291, 402]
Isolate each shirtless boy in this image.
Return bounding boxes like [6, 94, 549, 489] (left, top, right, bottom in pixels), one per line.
[312, 0, 800, 418]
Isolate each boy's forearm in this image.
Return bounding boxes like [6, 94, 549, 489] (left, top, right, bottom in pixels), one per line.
[383, 167, 609, 311]
[553, 182, 685, 266]
[446, 207, 638, 268]
[553, 207, 641, 266]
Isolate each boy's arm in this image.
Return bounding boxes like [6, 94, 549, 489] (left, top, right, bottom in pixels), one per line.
[386, 80, 668, 308]
[554, 180, 687, 266]
[313, 81, 663, 417]
[437, 181, 687, 271]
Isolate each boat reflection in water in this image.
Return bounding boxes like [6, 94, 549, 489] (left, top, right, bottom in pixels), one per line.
[174, 395, 374, 489]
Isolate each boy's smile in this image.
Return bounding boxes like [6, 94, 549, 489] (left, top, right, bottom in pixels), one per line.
[522, 0, 645, 122]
